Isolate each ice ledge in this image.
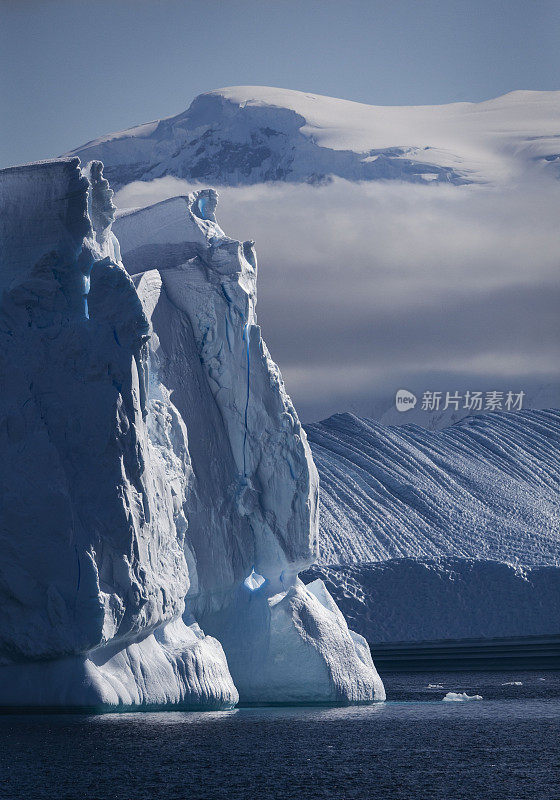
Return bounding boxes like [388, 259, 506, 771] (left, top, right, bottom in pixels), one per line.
[0, 158, 91, 295]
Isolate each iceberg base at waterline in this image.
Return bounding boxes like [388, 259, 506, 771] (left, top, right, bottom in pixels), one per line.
[0, 618, 238, 710]
[199, 578, 385, 705]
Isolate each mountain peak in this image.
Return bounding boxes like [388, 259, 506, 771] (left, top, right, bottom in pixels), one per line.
[65, 86, 560, 190]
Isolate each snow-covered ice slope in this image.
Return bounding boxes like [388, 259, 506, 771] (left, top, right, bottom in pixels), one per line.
[66, 87, 560, 189]
[0, 158, 384, 706]
[305, 410, 560, 566]
[303, 410, 560, 643]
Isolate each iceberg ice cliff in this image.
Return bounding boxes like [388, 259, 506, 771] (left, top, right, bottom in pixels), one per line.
[0, 158, 383, 707]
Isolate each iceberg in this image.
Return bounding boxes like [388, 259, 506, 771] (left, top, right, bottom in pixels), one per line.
[113, 187, 384, 705]
[0, 158, 384, 707]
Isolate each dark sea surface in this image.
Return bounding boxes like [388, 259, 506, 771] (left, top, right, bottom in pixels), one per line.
[0, 671, 558, 800]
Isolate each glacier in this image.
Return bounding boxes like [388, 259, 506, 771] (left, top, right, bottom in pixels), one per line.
[302, 411, 560, 644]
[0, 158, 384, 708]
[66, 86, 560, 189]
[305, 410, 560, 566]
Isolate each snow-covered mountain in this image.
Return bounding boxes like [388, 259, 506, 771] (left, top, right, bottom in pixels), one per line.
[66, 86, 560, 189]
[0, 158, 383, 708]
[302, 410, 560, 643]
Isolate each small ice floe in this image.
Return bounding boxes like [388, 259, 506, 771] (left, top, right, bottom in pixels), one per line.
[427, 684, 444, 689]
[442, 692, 482, 702]
[502, 681, 523, 686]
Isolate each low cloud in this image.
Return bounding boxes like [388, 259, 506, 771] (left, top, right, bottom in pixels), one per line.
[115, 176, 560, 422]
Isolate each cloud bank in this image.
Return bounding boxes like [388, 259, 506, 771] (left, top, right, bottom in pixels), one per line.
[115, 177, 560, 422]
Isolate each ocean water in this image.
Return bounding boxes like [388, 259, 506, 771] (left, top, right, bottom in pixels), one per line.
[0, 671, 558, 800]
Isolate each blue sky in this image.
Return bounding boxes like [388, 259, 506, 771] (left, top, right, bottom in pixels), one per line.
[1, 0, 559, 168]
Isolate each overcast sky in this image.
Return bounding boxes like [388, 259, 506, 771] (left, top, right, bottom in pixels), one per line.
[116, 176, 560, 421]
[2, 0, 559, 421]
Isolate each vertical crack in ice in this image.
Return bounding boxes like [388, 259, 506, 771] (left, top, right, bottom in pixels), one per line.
[84, 274, 90, 320]
[74, 543, 81, 596]
[242, 321, 250, 477]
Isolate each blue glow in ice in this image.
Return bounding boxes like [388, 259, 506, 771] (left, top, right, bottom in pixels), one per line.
[242, 321, 250, 476]
[74, 543, 81, 600]
[83, 275, 90, 319]
[244, 568, 265, 592]
[198, 197, 208, 219]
